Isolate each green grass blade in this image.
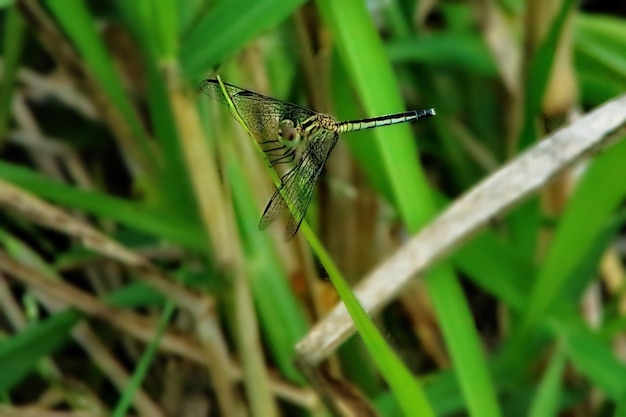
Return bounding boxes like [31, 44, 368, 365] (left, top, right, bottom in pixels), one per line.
[0, 5, 25, 146]
[574, 14, 626, 105]
[517, 0, 578, 150]
[116, 0, 177, 61]
[112, 300, 176, 417]
[425, 265, 502, 417]
[145, 59, 197, 216]
[387, 33, 498, 76]
[528, 346, 566, 417]
[508, 0, 578, 256]
[0, 230, 81, 391]
[317, 1, 501, 415]
[318, 2, 429, 223]
[116, 1, 197, 217]
[44, 0, 157, 181]
[0, 162, 205, 250]
[0, 309, 79, 392]
[149, 0, 177, 60]
[452, 231, 533, 310]
[302, 221, 435, 417]
[115, 0, 157, 59]
[617, 393, 626, 417]
[523, 136, 626, 328]
[574, 13, 626, 66]
[227, 153, 308, 383]
[179, 0, 305, 77]
[560, 320, 626, 400]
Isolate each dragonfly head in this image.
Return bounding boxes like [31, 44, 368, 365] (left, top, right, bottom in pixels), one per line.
[277, 119, 301, 148]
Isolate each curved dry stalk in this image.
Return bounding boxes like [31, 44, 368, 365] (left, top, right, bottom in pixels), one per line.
[296, 94, 626, 365]
[0, 179, 207, 317]
[0, 249, 322, 410]
[0, 251, 210, 362]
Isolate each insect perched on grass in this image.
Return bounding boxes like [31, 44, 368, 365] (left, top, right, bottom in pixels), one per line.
[200, 79, 436, 241]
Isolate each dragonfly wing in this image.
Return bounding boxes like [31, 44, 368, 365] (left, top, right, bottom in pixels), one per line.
[200, 79, 316, 164]
[259, 131, 339, 241]
[258, 169, 293, 231]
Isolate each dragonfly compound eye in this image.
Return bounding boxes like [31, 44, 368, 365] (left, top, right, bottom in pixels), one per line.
[278, 120, 300, 147]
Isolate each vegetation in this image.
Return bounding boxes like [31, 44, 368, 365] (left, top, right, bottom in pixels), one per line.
[0, 0, 625, 416]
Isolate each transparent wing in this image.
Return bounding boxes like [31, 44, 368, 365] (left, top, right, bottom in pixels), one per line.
[199, 79, 316, 166]
[259, 130, 339, 241]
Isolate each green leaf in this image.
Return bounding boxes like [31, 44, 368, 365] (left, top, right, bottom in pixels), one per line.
[0, 311, 79, 392]
[112, 301, 175, 417]
[523, 136, 626, 328]
[574, 14, 626, 106]
[116, 0, 178, 61]
[0, 162, 205, 250]
[560, 321, 626, 400]
[318, 0, 501, 415]
[0, 5, 25, 144]
[518, 0, 578, 150]
[387, 33, 498, 77]
[616, 392, 626, 417]
[180, 0, 306, 77]
[227, 152, 308, 382]
[44, 0, 158, 188]
[528, 346, 567, 417]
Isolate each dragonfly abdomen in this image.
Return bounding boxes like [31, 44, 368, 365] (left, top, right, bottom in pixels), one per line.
[337, 108, 436, 133]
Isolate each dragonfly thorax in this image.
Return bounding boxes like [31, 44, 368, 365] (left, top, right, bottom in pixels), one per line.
[277, 119, 301, 148]
[301, 113, 339, 135]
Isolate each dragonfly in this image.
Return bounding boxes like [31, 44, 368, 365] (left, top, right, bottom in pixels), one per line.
[200, 78, 435, 240]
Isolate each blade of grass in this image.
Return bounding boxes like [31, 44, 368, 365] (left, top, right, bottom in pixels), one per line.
[114, 0, 158, 60]
[0, 308, 79, 392]
[0, 162, 205, 250]
[0, 5, 25, 147]
[617, 393, 626, 417]
[523, 136, 626, 329]
[517, 0, 578, 151]
[574, 13, 626, 69]
[503, 143, 626, 404]
[304, 222, 435, 416]
[116, 0, 177, 61]
[508, 0, 578, 257]
[149, 0, 177, 60]
[559, 319, 626, 400]
[112, 300, 176, 417]
[528, 345, 566, 417]
[574, 14, 626, 106]
[219, 147, 294, 416]
[386, 33, 498, 77]
[179, 0, 305, 78]
[116, 1, 198, 217]
[317, 1, 501, 415]
[226, 145, 308, 383]
[145, 58, 197, 216]
[44, 0, 158, 188]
